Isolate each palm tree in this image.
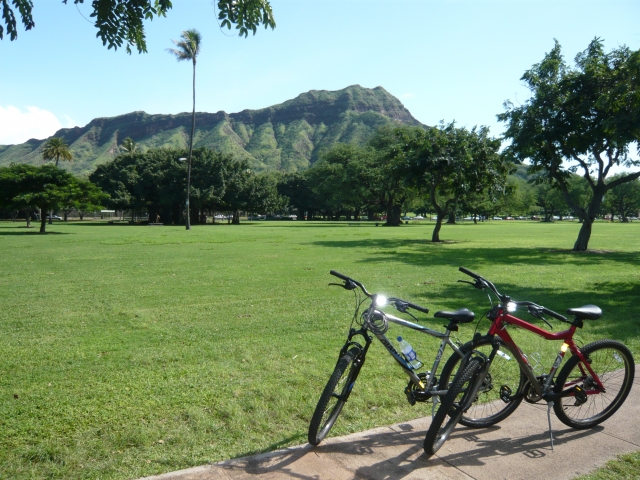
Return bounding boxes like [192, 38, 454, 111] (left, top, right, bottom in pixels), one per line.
[120, 137, 137, 154]
[42, 137, 72, 168]
[168, 29, 202, 231]
[42, 137, 73, 223]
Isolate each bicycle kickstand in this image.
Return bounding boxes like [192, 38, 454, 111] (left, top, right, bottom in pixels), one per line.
[431, 397, 440, 419]
[547, 401, 554, 450]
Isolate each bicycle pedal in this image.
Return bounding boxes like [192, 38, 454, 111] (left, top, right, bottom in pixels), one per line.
[573, 385, 587, 406]
[404, 387, 417, 406]
[499, 385, 513, 403]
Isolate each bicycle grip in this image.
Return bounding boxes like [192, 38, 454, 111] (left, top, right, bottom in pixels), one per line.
[459, 267, 482, 280]
[330, 270, 351, 282]
[405, 301, 429, 314]
[541, 307, 567, 322]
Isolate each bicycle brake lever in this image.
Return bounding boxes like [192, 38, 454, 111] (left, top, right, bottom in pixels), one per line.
[458, 279, 488, 290]
[540, 316, 553, 329]
[393, 301, 409, 313]
[328, 282, 356, 290]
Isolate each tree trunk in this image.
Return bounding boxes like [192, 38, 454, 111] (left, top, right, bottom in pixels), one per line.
[386, 204, 402, 226]
[185, 59, 197, 231]
[40, 215, 47, 233]
[571, 186, 605, 251]
[432, 214, 444, 242]
[232, 210, 240, 224]
[446, 200, 458, 224]
[573, 219, 593, 251]
[24, 209, 31, 228]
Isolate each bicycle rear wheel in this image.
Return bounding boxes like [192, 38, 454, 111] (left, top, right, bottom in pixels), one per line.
[308, 347, 362, 445]
[439, 335, 525, 428]
[424, 357, 483, 455]
[553, 339, 634, 429]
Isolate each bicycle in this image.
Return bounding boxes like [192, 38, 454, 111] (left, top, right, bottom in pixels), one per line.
[308, 270, 480, 446]
[423, 267, 635, 455]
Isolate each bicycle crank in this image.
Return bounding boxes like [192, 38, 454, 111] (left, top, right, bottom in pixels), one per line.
[405, 372, 434, 405]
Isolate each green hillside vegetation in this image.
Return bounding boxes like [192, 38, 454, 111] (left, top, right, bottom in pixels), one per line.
[0, 86, 423, 176]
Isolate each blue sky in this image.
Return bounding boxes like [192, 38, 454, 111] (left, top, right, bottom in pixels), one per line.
[1, 0, 639, 145]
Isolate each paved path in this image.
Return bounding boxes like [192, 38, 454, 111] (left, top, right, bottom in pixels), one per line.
[140, 375, 640, 480]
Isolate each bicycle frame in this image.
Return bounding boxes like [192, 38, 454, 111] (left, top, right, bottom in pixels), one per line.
[487, 307, 604, 399]
[341, 306, 464, 400]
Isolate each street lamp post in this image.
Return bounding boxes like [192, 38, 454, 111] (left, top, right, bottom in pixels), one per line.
[178, 157, 190, 230]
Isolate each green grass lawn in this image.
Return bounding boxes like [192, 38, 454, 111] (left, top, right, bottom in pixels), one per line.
[1, 219, 639, 479]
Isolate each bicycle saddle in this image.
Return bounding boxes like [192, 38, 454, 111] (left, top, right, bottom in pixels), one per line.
[434, 308, 475, 324]
[566, 305, 602, 320]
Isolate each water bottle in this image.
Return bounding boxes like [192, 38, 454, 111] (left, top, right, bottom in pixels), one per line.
[397, 336, 423, 370]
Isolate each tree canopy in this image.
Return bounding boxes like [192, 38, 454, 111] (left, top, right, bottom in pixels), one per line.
[499, 38, 640, 250]
[2, 0, 275, 53]
[0, 164, 106, 232]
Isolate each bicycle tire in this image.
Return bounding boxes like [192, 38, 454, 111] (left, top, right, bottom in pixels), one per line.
[553, 339, 634, 429]
[424, 357, 483, 455]
[308, 347, 362, 445]
[439, 335, 526, 428]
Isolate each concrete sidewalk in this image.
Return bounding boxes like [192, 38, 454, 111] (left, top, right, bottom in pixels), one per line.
[141, 375, 640, 480]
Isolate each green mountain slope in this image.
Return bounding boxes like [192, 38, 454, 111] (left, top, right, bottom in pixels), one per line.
[0, 85, 424, 175]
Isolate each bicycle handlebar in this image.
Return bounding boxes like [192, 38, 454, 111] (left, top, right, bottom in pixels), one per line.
[458, 267, 568, 323]
[329, 270, 429, 314]
[390, 298, 430, 315]
[516, 301, 567, 322]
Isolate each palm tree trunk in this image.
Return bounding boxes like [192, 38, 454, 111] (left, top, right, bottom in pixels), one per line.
[185, 59, 196, 231]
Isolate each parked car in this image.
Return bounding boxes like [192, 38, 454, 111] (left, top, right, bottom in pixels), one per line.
[505, 216, 514, 220]
[413, 215, 424, 220]
[46, 215, 63, 220]
[492, 216, 503, 220]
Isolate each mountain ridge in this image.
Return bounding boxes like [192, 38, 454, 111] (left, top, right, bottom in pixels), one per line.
[0, 85, 425, 175]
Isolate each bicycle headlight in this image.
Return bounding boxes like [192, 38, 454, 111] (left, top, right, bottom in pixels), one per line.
[506, 302, 517, 312]
[375, 295, 388, 307]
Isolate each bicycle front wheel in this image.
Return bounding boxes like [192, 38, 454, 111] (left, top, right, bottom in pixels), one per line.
[308, 347, 362, 445]
[424, 357, 483, 455]
[553, 339, 634, 429]
[439, 335, 526, 428]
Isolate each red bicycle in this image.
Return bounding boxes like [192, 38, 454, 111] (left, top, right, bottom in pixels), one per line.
[424, 267, 635, 455]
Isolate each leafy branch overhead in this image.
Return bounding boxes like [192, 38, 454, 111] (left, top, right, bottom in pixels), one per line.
[2, 0, 275, 53]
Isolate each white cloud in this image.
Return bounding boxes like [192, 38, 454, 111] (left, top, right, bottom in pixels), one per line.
[0, 106, 76, 145]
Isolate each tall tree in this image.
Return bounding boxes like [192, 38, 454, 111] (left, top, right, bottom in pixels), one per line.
[120, 137, 137, 154]
[368, 126, 423, 226]
[168, 28, 202, 230]
[0, 164, 105, 233]
[499, 39, 640, 250]
[404, 122, 510, 242]
[42, 137, 72, 168]
[42, 137, 73, 223]
[3, 1, 275, 53]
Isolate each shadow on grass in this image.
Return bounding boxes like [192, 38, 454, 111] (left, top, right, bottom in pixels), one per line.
[0, 230, 69, 235]
[309, 238, 640, 268]
[308, 238, 640, 344]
